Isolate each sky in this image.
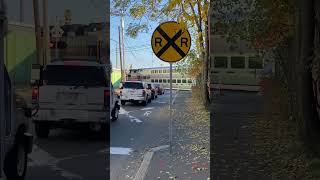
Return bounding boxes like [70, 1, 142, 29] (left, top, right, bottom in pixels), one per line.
[5, 0, 170, 69]
[110, 16, 168, 69]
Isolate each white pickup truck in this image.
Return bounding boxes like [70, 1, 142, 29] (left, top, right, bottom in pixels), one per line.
[32, 59, 120, 138]
[120, 81, 152, 106]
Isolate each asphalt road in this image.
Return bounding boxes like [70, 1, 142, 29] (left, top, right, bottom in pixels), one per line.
[25, 90, 179, 180]
[110, 90, 177, 180]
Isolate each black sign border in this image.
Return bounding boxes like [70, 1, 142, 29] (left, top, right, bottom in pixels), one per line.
[151, 21, 191, 63]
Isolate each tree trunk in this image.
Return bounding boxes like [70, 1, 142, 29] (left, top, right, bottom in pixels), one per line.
[295, 0, 319, 144]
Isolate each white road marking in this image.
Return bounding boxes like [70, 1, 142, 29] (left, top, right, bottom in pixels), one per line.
[141, 107, 154, 111]
[130, 118, 143, 123]
[120, 107, 144, 123]
[100, 147, 133, 155]
[143, 111, 152, 117]
[134, 145, 169, 180]
[156, 101, 167, 104]
[28, 145, 84, 179]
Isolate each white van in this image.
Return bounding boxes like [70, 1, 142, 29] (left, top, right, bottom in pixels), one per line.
[32, 59, 119, 138]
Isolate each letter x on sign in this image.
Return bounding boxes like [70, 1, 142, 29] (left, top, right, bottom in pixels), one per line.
[151, 21, 191, 63]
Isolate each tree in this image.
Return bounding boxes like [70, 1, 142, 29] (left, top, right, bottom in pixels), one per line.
[212, 0, 320, 143]
[111, 0, 210, 106]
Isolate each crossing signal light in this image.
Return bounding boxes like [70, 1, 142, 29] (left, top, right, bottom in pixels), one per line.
[49, 41, 67, 49]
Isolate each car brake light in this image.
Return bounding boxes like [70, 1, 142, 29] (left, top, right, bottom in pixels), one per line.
[104, 90, 110, 108]
[32, 87, 39, 104]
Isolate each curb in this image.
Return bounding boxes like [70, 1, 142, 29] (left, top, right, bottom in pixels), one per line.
[134, 145, 169, 180]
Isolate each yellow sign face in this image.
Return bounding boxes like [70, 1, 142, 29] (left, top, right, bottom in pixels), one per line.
[151, 21, 191, 63]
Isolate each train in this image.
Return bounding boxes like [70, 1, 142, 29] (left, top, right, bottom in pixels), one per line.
[111, 66, 196, 90]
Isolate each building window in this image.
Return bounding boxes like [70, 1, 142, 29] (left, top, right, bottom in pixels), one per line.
[159, 79, 163, 83]
[163, 79, 167, 83]
[151, 70, 154, 74]
[248, 56, 263, 69]
[155, 79, 158, 83]
[231, 56, 245, 69]
[188, 79, 192, 84]
[182, 79, 187, 83]
[151, 79, 154, 83]
[214, 56, 228, 68]
[177, 79, 181, 83]
[172, 79, 176, 83]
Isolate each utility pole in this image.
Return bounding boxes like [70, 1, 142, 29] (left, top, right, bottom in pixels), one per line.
[43, 0, 50, 65]
[20, 0, 24, 23]
[32, 0, 42, 65]
[116, 45, 118, 68]
[121, 15, 125, 81]
[118, 26, 123, 82]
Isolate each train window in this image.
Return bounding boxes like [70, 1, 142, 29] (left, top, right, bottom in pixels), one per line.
[231, 56, 245, 69]
[182, 79, 187, 83]
[159, 79, 163, 83]
[214, 56, 228, 68]
[151, 79, 154, 83]
[177, 79, 181, 83]
[188, 79, 192, 83]
[163, 79, 167, 83]
[172, 79, 177, 83]
[248, 57, 263, 69]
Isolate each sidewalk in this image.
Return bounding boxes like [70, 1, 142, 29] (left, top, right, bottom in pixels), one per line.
[144, 91, 210, 180]
[210, 91, 271, 179]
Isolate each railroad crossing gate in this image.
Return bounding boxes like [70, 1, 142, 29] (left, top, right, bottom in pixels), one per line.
[151, 21, 191, 62]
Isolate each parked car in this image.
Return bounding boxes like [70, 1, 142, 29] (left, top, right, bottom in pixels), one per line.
[32, 59, 119, 138]
[154, 83, 164, 95]
[147, 83, 158, 100]
[120, 81, 151, 106]
[1, 64, 33, 180]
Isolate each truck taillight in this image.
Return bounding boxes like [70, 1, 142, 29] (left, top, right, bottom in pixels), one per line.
[32, 87, 39, 104]
[142, 90, 146, 96]
[104, 90, 110, 107]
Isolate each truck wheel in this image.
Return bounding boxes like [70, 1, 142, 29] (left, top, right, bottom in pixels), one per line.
[121, 101, 126, 106]
[148, 97, 152, 103]
[111, 107, 119, 122]
[142, 101, 147, 106]
[35, 123, 50, 138]
[4, 133, 27, 180]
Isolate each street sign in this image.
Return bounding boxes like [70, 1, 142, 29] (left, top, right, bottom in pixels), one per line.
[151, 21, 191, 154]
[50, 25, 64, 38]
[151, 21, 191, 63]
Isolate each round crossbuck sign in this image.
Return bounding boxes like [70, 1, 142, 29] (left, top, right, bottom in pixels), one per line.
[151, 21, 191, 63]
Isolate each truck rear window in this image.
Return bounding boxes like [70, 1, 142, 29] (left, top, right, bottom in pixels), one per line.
[123, 82, 144, 89]
[43, 65, 107, 86]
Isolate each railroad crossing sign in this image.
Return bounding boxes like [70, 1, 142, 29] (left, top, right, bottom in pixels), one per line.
[50, 24, 64, 38]
[151, 21, 191, 62]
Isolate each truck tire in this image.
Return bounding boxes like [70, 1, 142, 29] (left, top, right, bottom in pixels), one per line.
[142, 100, 147, 106]
[4, 132, 27, 180]
[111, 107, 119, 122]
[148, 97, 151, 103]
[35, 123, 50, 138]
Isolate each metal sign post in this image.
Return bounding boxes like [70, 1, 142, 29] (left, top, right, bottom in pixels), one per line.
[151, 21, 191, 154]
[169, 63, 173, 154]
[51, 18, 64, 59]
